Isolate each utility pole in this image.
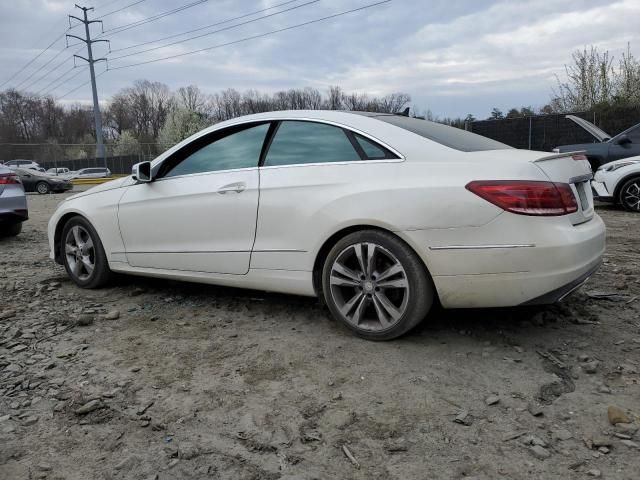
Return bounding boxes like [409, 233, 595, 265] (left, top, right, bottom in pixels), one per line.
[67, 5, 109, 167]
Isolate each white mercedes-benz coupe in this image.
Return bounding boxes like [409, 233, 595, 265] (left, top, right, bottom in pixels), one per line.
[48, 110, 605, 340]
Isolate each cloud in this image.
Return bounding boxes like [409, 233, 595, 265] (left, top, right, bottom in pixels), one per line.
[0, 0, 638, 117]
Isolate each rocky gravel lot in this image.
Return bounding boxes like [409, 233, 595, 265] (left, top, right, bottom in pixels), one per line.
[1, 190, 639, 480]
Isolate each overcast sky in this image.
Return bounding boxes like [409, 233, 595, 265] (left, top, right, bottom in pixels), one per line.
[0, 0, 638, 118]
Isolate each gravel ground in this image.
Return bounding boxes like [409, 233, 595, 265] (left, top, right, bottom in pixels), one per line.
[1, 190, 639, 480]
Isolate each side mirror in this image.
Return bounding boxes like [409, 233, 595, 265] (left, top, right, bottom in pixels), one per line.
[132, 161, 152, 183]
[615, 134, 632, 146]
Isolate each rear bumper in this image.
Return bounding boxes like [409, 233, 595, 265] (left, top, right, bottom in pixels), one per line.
[520, 261, 600, 305]
[0, 209, 28, 224]
[0, 187, 28, 224]
[401, 213, 606, 308]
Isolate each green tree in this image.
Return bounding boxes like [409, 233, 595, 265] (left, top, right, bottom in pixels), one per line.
[113, 130, 142, 156]
[158, 108, 208, 148]
[489, 108, 504, 120]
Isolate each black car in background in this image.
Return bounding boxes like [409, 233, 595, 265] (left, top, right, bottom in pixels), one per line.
[12, 168, 73, 194]
[554, 115, 640, 171]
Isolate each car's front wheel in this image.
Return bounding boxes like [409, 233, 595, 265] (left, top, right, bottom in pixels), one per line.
[619, 177, 640, 212]
[61, 216, 112, 288]
[322, 230, 434, 340]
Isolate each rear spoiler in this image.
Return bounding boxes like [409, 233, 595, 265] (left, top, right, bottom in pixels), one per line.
[532, 150, 587, 163]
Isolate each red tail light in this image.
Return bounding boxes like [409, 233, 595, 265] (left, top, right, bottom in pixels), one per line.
[0, 173, 19, 185]
[571, 153, 588, 161]
[466, 181, 578, 216]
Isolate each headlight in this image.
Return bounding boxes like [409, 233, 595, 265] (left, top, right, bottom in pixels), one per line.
[601, 160, 640, 172]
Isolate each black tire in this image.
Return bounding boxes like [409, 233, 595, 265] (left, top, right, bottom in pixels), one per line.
[60, 216, 112, 288]
[321, 230, 434, 341]
[618, 177, 640, 212]
[1, 222, 22, 237]
[36, 181, 50, 194]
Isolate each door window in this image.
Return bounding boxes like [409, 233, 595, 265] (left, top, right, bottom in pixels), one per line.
[163, 123, 270, 178]
[263, 121, 361, 167]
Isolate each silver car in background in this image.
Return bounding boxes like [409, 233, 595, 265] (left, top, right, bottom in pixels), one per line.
[0, 165, 28, 237]
[70, 167, 111, 179]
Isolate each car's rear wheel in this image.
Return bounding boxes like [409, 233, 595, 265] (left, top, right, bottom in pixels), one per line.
[619, 177, 640, 212]
[61, 216, 112, 288]
[321, 230, 434, 340]
[36, 181, 50, 194]
[1, 222, 22, 237]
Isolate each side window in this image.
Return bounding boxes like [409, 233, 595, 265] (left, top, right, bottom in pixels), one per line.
[627, 126, 640, 142]
[163, 123, 270, 178]
[264, 121, 361, 167]
[354, 133, 392, 159]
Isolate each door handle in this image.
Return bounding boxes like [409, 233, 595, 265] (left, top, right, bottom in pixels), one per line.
[218, 182, 246, 194]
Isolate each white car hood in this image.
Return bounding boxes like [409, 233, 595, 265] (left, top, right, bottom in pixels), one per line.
[65, 176, 130, 200]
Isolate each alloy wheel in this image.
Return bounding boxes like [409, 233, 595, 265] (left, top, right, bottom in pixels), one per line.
[65, 225, 95, 281]
[329, 242, 410, 332]
[622, 181, 640, 211]
[37, 182, 49, 194]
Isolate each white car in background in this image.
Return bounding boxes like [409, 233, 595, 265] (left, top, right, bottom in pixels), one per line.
[70, 167, 111, 179]
[3, 160, 41, 170]
[48, 110, 605, 340]
[591, 156, 640, 212]
[46, 168, 71, 176]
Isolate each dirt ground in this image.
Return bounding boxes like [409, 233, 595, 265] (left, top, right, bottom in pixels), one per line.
[1, 189, 639, 480]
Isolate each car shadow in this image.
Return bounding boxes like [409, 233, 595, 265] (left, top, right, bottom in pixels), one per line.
[107, 273, 593, 346]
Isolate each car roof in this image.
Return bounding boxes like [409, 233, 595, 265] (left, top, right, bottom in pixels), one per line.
[184, 110, 509, 152]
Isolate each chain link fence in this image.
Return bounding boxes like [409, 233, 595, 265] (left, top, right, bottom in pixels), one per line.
[0, 143, 175, 175]
[470, 107, 640, 151]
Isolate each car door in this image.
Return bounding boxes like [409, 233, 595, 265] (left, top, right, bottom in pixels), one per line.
[16, 170, 36, 192]
[117, 122, 271, 275]
[253, 120, 401, 271]
[608, 125, 640, 161]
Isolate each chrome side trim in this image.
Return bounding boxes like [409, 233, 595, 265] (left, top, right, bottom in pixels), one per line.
[429, 244, 535, 251]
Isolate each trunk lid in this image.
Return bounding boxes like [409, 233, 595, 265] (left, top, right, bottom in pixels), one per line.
[532, 151, 594, 224]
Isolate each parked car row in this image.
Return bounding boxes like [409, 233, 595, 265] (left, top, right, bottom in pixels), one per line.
[1, 161, 112, 179]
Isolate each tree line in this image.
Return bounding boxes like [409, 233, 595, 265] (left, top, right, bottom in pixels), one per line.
[0, 84, 412, 158]
[1, 42, 638, 160]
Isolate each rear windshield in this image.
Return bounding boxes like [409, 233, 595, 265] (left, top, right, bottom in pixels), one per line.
[358, 113, 512, 152]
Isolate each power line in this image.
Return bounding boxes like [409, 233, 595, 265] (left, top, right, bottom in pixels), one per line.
[23, 45, 86, 94]
[101, 0, 209, 36]
[38, 66, 86, 97]
[109, 0, 319, 61]
[0, 30, 68, 89]
[15, 47, 70, 91]
[96, 0, 148, 19]
[57, 69, 107, 100]
[108, 0, 391, 71]
[111, 0, 299, 53]
[94, 0, 128, 11]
